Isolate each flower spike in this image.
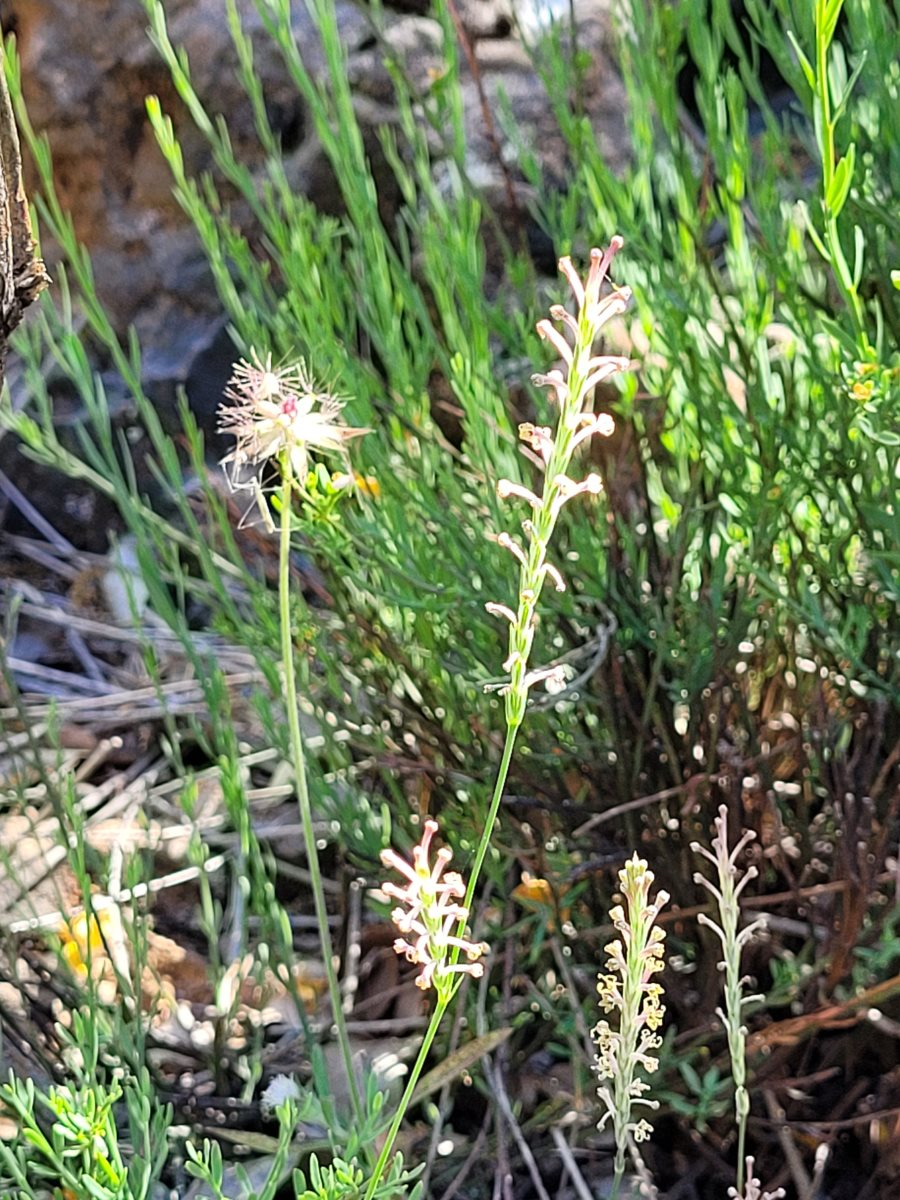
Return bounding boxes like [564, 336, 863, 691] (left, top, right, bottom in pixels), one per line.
[692, 806, 766, 1195]
[381, 820, 488, 1003]
[593, 855, 668, 1189]
[491, 242, 631, 726]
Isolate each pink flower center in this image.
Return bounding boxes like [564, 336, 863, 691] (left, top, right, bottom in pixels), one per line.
[279, 396, 298, 419]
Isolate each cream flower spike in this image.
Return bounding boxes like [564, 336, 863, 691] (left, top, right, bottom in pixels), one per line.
[486, 240, 632, 728]
[381, 820, 489, 1003]
[592, 855, 668, 1191]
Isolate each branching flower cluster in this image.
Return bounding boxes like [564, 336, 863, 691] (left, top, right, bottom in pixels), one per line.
[381, 820, 489, 1004]
[486, 241, 631, 729]
[592, 855, 668, 1184]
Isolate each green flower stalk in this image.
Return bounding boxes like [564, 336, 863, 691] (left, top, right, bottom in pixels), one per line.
[487, 240, 630, 732]
[692, 806, 765, 1196]
[218, 353, 368, 1129]
[464, 240, 630, 921]
[366, 241, 630, 1200]
[593, 854, 668, 1198]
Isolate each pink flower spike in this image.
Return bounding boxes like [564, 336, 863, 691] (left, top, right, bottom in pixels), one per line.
[381, 819, 489, 999]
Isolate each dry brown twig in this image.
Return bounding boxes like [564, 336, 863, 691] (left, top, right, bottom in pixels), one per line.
[0, 28, 49, 385]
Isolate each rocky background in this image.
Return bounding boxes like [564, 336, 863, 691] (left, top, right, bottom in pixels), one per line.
[5, 0, 627, 427]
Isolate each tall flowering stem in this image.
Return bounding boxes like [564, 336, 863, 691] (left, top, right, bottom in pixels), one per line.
[692, 806, 765, 1196]
[464, 241, 630, 926]
[364, 822, 488, 1200]
[219, 355, 367, 1131]
[593, 855, 668, 1199]
[491, 239, 629, 732]
[367, 243, 629, 1198]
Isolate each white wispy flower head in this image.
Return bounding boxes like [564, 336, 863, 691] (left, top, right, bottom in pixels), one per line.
[218, 350, 369, 485]
[260, 1074, 302, 1118]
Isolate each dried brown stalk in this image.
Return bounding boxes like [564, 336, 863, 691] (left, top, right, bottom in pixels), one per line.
[0, 27, 49, 386]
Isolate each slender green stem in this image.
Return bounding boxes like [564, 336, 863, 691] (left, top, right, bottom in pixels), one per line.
[365, 729, 518, 1197]
[815, 1, 836, 185]
[611, 1163, 624, 1200]
[459, 722, 520, 922]
[368, 247, 628, 1197]
[736, 1100, 747, 1195]
[363, 995, 450, 1200]
[277, 457, 364, 1131]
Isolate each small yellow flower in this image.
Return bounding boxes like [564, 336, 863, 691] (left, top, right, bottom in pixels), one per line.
[57, 903, 129, 1002]
[353, 472, 381, 498]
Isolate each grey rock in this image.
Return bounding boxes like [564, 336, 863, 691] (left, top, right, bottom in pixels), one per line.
[7, 0, 627, 429]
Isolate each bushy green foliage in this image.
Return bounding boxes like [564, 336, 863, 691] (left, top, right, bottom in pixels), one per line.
[7, 0, 897, 832]
[1, 0, 897, 1195]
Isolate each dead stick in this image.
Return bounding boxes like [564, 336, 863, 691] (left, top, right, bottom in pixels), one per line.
[0, 29, 49, 386]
